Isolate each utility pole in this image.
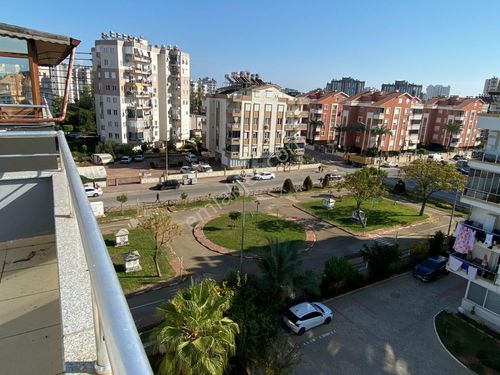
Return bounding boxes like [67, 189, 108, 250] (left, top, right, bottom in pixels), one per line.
[165, 140, 169, 179]
[447, 185, 460, 236]
[236, 180, 245, 273]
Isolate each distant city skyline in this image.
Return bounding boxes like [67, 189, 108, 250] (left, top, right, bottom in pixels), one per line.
[3, 0, 499, 96]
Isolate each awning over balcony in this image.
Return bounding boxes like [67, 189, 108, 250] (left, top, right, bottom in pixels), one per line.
[0, 22, 80, 66]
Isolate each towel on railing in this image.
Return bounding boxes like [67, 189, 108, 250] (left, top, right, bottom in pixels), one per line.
[484, 233, 494, 248]
[467, 266, 478, 280]
[448, 256, 463, 271]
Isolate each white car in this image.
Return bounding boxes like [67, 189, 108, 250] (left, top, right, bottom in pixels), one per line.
[179, 166, 195, 174]
[381, 161, 398, 168]
[253, 171, 275, 180]
[283, 302, 333, 335]
[120, 155, 133, 164]
[185, 153, 199, 163]
[84, 186, 103, 198]
[133, 154, 145, 162]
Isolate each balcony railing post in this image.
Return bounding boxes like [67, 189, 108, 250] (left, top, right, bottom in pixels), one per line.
[92, 290, 112, 375]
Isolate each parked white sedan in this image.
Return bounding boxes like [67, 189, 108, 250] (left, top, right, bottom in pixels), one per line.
[283, 302, 333, 335]
[84, 186, 103, 198]
[253, 171, 276, 180]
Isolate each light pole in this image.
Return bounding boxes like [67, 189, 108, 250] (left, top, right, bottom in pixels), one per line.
[236, 180, 245, 273]
[164, 141, 169, 179]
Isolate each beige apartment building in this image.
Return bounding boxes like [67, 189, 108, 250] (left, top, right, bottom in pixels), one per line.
[92, 32, 190, 145]
[205, 83, 308, 168]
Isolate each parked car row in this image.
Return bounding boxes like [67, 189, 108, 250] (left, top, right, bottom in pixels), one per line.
[120, 155, 145, 164]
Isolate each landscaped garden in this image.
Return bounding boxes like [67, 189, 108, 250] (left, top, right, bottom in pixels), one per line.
[299, 196, 426, 233]
[203, 212, 306, 253]
[104, 228, 175, 293]
[435, 311, 500, 374]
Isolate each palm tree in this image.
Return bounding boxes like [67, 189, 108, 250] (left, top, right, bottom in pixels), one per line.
[154, 279, 239, 375]
[308, 119, 323, 142]
[444, 121, 463, 152]
[337, 123, 365, 151]
[258, 241, 318, 304]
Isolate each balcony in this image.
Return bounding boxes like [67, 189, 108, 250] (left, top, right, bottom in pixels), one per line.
[309, 108, 322, 115]
[230, 94, 252, 102]
[126, 90, 153, 99]
[225, 151, 240, 158]
[125, 53, 152, 64]
[128, 66, 152, 76]
[410, 113, 423, 120]
[447, 254, 499, 287]
[284, 135, 306, 144]
[226, 137, 240, 145]
[227, 107, 241, 116]
[0, 131, 152, 374]
[284, 123, 307, 131]
[373, 113, 385, 120]
[228, 122, 241, 130]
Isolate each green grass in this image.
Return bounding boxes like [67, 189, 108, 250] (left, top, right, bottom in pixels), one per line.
[400, 190, 467, 216]
[104, 228, 175, 293]
[203, 212, 306, 253]
[435, 311, 500, 374]
[98, 209, 138, 223]
[174, 195, 254, 210]
[299, 196, 426, 233]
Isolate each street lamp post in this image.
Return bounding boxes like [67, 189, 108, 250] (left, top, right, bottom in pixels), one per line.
[447, 184, 460, 236]
[164, 141, 169, 179]
[236, 181, 245, 273]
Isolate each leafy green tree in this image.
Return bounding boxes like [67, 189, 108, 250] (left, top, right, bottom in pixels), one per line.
[444, 121, 463, 151]
[337, 167, 387, 227]
[322, 174, 331, 188]
[95, 140, 116, 157]
[155, 279, 239, 375]
[63, 124, 74, 133]
[180, 192, 188, 202]
[400, 160, 465, 216]
[116, 194, 128, 214]
[81, 144, 88, 156]
[258, 241, 319, 305]
[190, 90, 203, 115]
[228, 211, 241, 228]
[302, 176, 313, 191]
[361, 243, 400, 281]
[255, 332, 302, 375]
[282, 178, 295, 194]
[139, 209, 181, 277]
[372, 126, 392, 153]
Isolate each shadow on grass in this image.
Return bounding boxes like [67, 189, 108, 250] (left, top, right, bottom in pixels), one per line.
[202, 225, 224, 232]
[255, 218, 303, 233]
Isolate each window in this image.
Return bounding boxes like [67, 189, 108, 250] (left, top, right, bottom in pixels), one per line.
[265, 90, 273, 98]
[404, 108, 409, 115]
[436, 117, 441, 123]
[115, 133, 119, 139]
[485, 291, 500, 315]
[113, 110, 118, 116]
[385, 108, 391, 114]
[108, 132, 112, 138]
[277, 104, 284, 112]
[104, 71, 110, 79]
[244, 103, 251, 111]
[254, 103, 260, 111]
[394, 108, 400, 115]
[106, 109, 111, 115]
[467, 282, 487, 306]
[264, 132, 270, 139]
[265, 104, 272, 112]
[104, 59, 108, 66]
[113, 97, 117, 103]
[0, 56, 32, 104]
[324, 104, 328, 110]
[106, 97, 111, 103]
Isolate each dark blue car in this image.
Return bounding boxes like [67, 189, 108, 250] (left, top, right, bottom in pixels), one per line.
[413, 256, 449, 282]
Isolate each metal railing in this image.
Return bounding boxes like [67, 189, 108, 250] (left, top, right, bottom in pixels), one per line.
[472, 152, 500, 165]
[0, 130, 153, 374]
[57, 131, 153, 374]
[449, 253, 498, 284]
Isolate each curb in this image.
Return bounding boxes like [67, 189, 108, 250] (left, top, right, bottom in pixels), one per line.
[125, 275, 189, 298]
[321, 271, 412, 304]
[432, 310, 472, 372]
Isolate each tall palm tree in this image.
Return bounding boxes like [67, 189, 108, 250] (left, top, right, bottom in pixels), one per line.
[338, 123, 365, 151]
[371, 126, 392, 153]
[308, 119, 323, 142]
[259, 241, 318, 304]
[154, 279, 239, 375]
[444, 121, 463, 152]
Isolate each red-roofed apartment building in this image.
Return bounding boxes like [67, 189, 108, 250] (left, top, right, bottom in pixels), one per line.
[301, 90, 349, 146]
[419, 97, 486, 149]
[340, 91, 423, 152]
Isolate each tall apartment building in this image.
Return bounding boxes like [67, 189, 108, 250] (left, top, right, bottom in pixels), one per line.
[425, 84, 451, 99]
[340, 91, 423, 152]
[301, 89, 348, 145]
[419, 97, 485, 149]
[191, 77, 217, 95]
[92, 32, 190, 145]
[483, 77, 500, 96]
[325, 77, 365, 97]
[446, 113, 500, 331]
[381, 80, 423, 98]
[205, 81, 309, 168]
[38, 64, 92, 109]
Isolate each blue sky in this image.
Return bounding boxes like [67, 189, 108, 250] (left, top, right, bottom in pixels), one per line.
[3, 0, 499, 96]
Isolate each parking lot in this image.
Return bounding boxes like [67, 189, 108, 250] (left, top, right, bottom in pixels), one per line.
[292, 273, 471, 375]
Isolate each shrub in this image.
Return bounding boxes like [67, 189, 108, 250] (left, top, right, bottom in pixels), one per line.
[361, 243, 400, 281]
[322, 174, 331, 188]
[322, 257, 359, 285]
[410, 243, 428, 262]
[393, 179, 406, 195]
[302, 176, 313, 191]
[282, 178, 295, 194]
[180, 192, 188, 201]
[152, 147, 160, 153]
[231, 185, 240, 199]
[429, 230, 446, 257]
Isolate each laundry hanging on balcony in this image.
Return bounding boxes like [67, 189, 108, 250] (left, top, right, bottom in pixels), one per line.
[448, 256, 463, 271]
[467, 266, 478, 280]
[453, 225, 476, 254]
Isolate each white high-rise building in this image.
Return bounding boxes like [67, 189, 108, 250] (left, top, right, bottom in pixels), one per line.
[447, 112, 500, 331]
[425, 84, 450, 99]
[92, 32, 190, 145]
[483, 77, 500, 96]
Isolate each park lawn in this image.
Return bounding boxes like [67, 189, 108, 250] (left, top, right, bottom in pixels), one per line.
[203, 212, 306, 253]
[98, 209, 138, 223]
[104, 228, 175, 293]
[174, 195, 255, 210]
[435, 311, 500, 374]
[299, 196, 426, 233]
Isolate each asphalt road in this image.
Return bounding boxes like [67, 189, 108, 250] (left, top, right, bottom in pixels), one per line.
[293, 273, 470, 375]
